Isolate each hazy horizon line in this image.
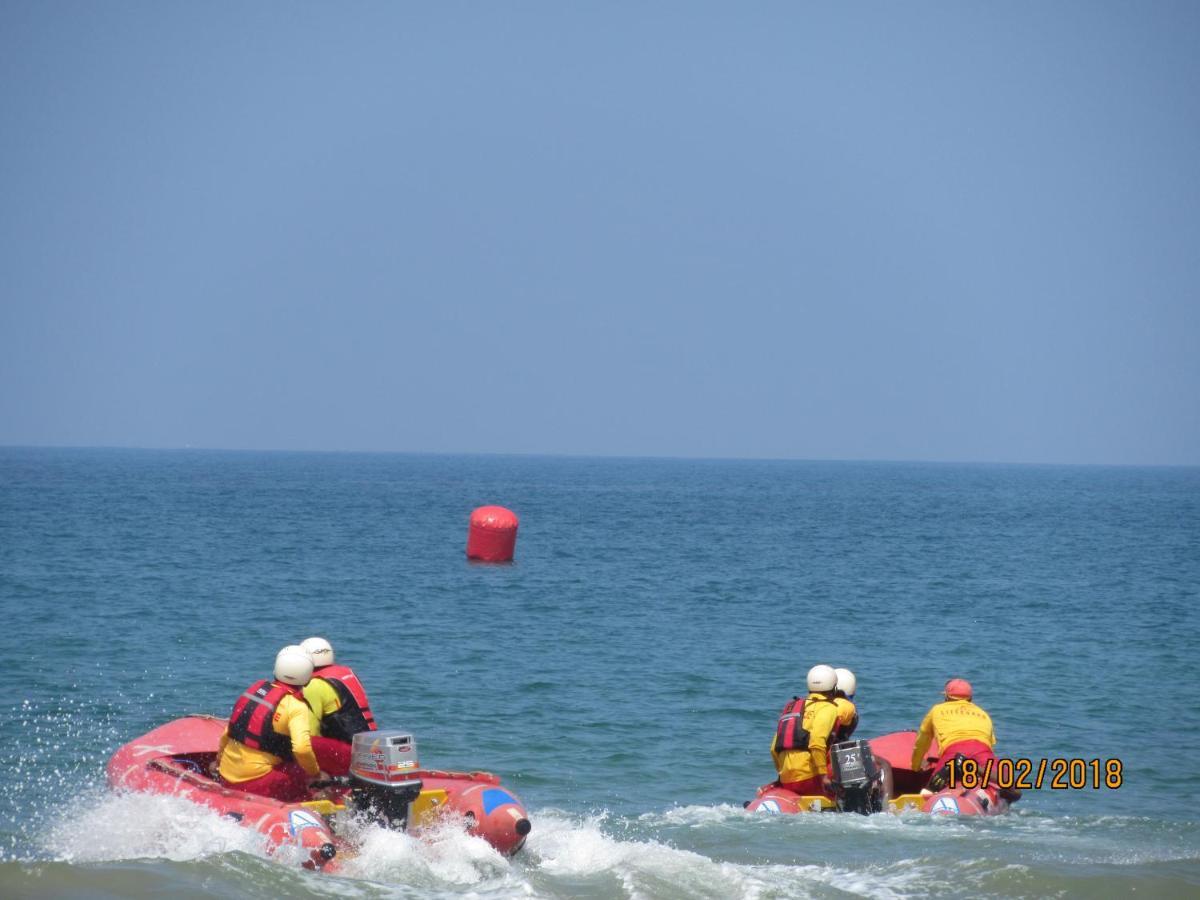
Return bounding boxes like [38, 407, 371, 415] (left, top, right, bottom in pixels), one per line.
[2, 442, 1196, 470]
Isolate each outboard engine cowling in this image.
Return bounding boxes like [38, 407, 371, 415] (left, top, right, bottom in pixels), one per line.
[830, 739, 884, 815]
[348, 730, 423, 828]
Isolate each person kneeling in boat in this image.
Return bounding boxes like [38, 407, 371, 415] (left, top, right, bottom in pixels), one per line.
[300, 636, 377, 777]
[770, 664, 841, 796]
[217, 645, 326, 802]
[912, 678, 1015, 802]
[832, 667, 859, 743]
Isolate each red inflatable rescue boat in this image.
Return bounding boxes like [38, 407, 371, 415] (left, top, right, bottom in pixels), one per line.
[745, 731, 1015, 817]
[107, 715, 531, 871]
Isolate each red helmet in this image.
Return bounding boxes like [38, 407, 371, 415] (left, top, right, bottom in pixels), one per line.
[944, 678, 973, 699]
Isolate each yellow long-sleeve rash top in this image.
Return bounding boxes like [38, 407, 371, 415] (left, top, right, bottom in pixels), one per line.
[217, 692, 320, 783]
[833, 697, 857, 731]
[911, 699, 996, 769]
[303, 677, 342, 736]
[771, 693, 840, 783]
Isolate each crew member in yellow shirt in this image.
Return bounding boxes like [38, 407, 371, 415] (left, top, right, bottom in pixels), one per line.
[832, 667, 859, 743]
[771, 664, 841, 795]
[217, 645, 325, 801]
[911, 678, 996, 794]
[300, 636, 377, 776]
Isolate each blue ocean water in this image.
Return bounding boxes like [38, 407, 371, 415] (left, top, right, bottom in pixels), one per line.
[1, 448, 1198, 898]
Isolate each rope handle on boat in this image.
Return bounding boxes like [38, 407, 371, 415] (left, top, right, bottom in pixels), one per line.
[308, 770, 499, 789]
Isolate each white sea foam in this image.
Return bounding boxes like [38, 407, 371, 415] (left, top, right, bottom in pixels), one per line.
[338, 811, 515, 887]
[41, 790, 266, 863]
[526, 809, 770, 896]
[640, 802, 747, 827]
[522, 809, 954, 899]
[30, 791, 1200, 897]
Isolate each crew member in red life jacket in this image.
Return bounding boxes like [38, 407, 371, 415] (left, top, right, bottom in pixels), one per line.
[770, 664, 841, 796]
[832, 667, 859, 744]
[299, 636, 377, 776]
[217, 645, 326, 801]
[912, 678, 1005, 799]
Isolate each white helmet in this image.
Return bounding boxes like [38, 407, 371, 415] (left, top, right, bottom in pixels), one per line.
[835, 667, 857, 697]
[301, 636, 335, 668]
[806, 664, 837, 693]
[274, 645, 314, 686]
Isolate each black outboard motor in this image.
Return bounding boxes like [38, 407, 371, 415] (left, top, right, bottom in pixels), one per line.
[830, 739, 884, 815]
[347, 730, 424, 829]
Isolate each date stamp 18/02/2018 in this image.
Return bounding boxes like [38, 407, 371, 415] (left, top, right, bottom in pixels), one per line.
[945, 758, 1123, 790]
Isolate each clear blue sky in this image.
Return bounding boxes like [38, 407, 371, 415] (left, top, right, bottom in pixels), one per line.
[2, 2, 1197, 464]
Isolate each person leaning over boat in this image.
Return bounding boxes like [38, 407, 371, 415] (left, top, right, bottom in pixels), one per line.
[832, 667, 859, 743]
[911, 678, 997, 795]
[771, 664, 841, 796]
[299, 636, 377, 776]
[217, 645, 326, 802]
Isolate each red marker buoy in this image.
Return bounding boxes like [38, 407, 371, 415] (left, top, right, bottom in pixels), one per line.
[467, 505, 519, 562]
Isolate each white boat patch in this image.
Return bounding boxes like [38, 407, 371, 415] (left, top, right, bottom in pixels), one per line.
[756, 799, 782, 813]
[288, 809, 323, 836]
[930, 796, 960, 816]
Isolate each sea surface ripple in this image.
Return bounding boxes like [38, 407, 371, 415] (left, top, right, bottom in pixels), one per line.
[1, 448, 1198, 897]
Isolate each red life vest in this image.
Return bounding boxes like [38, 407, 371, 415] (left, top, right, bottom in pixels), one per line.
[314, 664, 377, 743]
[227, 679, 306, 759]
[776, 697, 809, 751]
[775, 695, 834, 751]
